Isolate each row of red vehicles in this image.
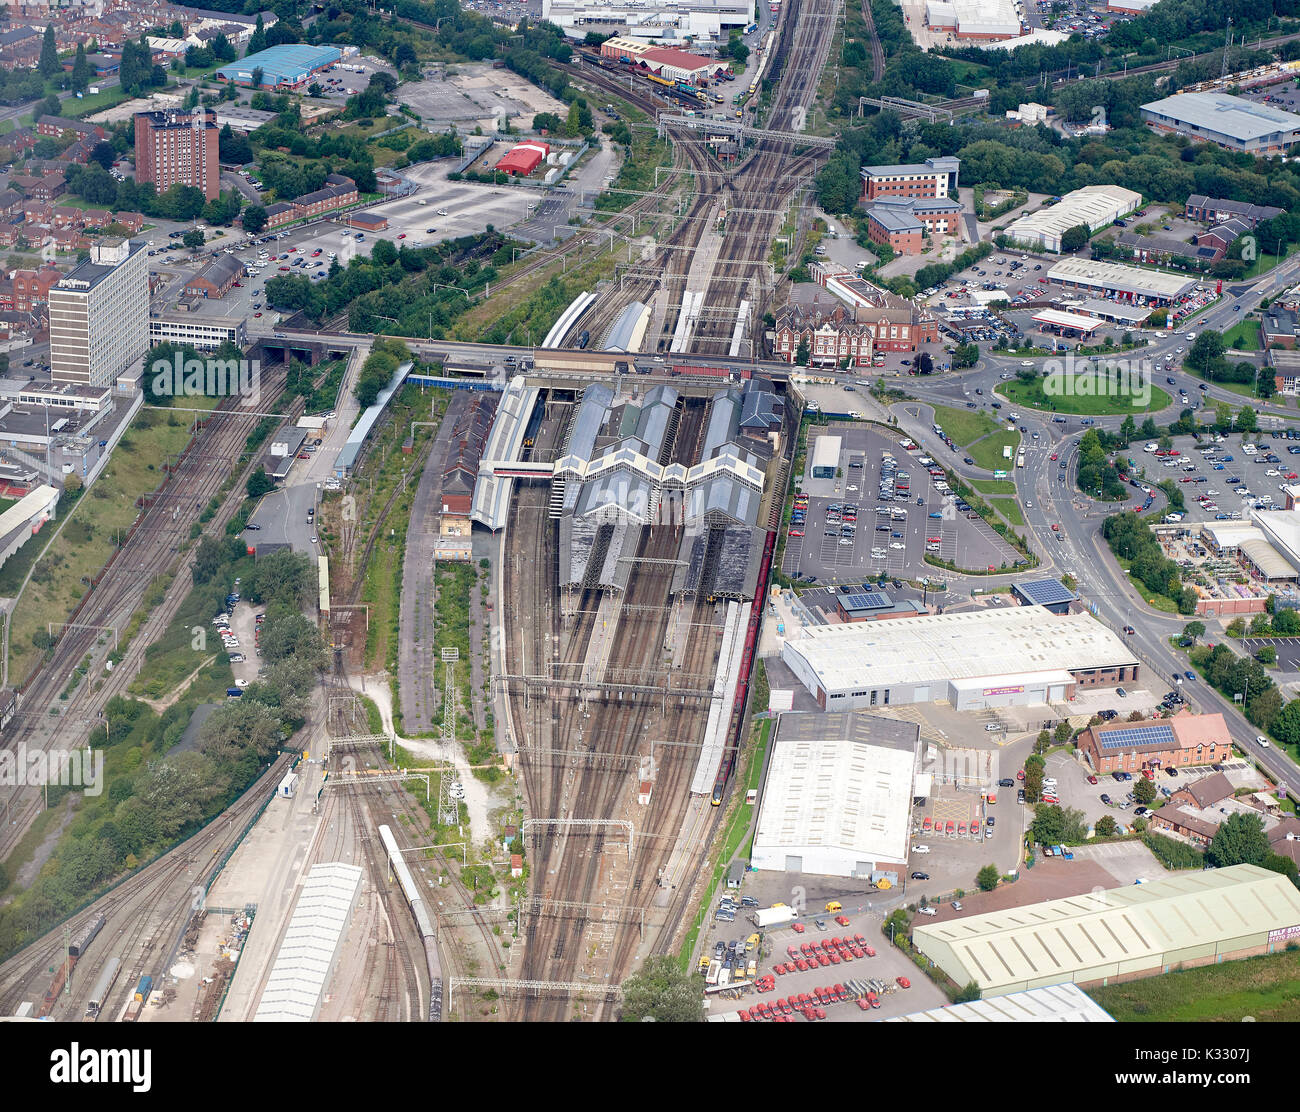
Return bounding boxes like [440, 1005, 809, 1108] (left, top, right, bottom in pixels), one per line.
[772, 934, 874, 974]
[921, 815, 984, 836]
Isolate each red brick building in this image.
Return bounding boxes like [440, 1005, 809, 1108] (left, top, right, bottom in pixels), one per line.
[36, 116, 106, 143]
[133, 108, 220, 201]
[772, 302, 876, 367]
[1077, 711, 1232, 776]
[860, 156, 960, 204]
[12, 266, 62, 313]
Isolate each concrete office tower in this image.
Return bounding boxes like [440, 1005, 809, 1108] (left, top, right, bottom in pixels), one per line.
[49, 238, 149, 387]
[134, 108, 220, 201]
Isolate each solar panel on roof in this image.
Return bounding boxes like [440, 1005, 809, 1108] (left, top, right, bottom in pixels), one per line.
[842, 591, 892, 611]
[1098, 724, 1174, 751]
[1015, 579, 1076, 606]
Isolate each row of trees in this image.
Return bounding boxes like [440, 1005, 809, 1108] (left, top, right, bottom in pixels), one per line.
[264, 229, 510, 335]
[1103, 511, 1199, 614]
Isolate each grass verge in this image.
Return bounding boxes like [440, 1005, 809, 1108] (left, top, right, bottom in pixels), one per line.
[1087, 947, 1300, 1021]
[8, 409, 197, 687]
[997, 377, 1172, 416]
[678, 717, 771, 970]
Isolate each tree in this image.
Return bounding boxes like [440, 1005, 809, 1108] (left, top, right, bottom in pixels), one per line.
[89, 140, 115, 170]
[1184, 620, 1206, 642]
[251, 66, 265, 91]
[1060, 223, 1091, 252]
[1274, 608, 1300, 636]
[1207, 812, 1270, 869]
[246, 466, 273, 499]
[41, 93, 61, 119]
[242, 204, 267, 235]
[183, 229, 205, 249]
[1187, 330, 1226, 374]
[190, 535, 230, 586]
[1054, 720, 1073, 745]
[247, 14, 267, 56]
[71, 43, 91, 92]
[953, 981, 982, 1004]
[1035, 728, 1050, 754]
[1133, 776, 1156, 806]
[1237, 406, 1257, 433]
[949, 341, 978, 369]
[1031, 804, 1087, 845]
[619, 955, 703, 1022]
[1094, 814, 1118, 837]
[39, 24, 59, 78]
[976, 864, 1000, 892]
[795, 338, 810, 366]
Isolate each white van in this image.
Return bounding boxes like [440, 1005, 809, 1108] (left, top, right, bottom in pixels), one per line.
[1143, 442, 1158, 453]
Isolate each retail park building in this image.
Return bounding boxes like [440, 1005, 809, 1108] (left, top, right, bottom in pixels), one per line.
[780, 606, 1138, 711]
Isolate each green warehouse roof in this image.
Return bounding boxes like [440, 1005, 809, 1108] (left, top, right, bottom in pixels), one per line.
[913, 864, 1300, 997]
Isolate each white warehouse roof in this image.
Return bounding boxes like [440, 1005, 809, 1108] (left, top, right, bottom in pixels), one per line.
[1002, 185, 1140, 251]
[1046, 257, 1198, 301]
[913, 864, 1300, 997]
[781, 607, 1136, 698]
[888, 982, 1114, 1022]
[253, 862, 363, 1022]
[751, 712, 920, 877]
[1141, 92, 1300, 144]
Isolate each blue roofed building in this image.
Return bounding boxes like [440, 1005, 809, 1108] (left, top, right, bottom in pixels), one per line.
[216, 44, 343, 90]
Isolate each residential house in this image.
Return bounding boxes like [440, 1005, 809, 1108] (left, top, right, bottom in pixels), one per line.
[0, 27, 42, 68]
[1116, 230, 1219, 266]
[12, 266, 62, 313]
[1184, 195, 1284, 227]
[36, 117, 107, 143]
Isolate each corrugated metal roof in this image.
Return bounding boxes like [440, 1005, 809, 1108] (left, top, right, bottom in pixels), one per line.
[752, 712, 920, 868]
[1142, 92, 1300, 143]
[914, 864, 1300, 996]
[338, 361, 412, 473]
[782, 607, 1137, 696]
[888, 982, 1113, 1022]
[701, 388, 741, 459]
[253, 862, 363, 1022]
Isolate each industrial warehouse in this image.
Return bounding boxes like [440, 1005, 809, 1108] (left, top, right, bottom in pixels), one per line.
[1141, 91, 1300, 154]
[1045, 258, 1199, 305]
[780, 607, 1139, 711]
[216, 44, 343, 90]
[750, 712, 921, 879]
[912, 866, 1300, 997]
[1001, 185, 1141, 253]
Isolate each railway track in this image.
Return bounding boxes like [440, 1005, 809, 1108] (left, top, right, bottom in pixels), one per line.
[0, 369, 293, 866]
[499, 390, 732, 1020]
[567, 0, 838, 355]
[0, 752, 291, 1020]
